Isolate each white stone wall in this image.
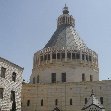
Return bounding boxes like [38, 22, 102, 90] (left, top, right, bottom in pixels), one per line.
[0, 57, 23, 111]
[22, 80, 111, 111]
[30, 62, 99, 83]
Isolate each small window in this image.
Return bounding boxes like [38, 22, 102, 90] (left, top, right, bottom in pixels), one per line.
[82, 73, 85, 81]
[0, 88, 4, 99]
[37, 75, 39, 83]
[52, 53, 56, 59]
[85, 98, 87, 104]
[70, 98, 72, 105]
[90, 75, 93, 82]
[55, 99, 58, 106]
[12, 72, 16, 82]
[11, 91, 15, 101]
[33, 77, 35, 84]
[1, 67, 6, 78]
[27, 100, 30, 106]
[100, 97, 103, 104]
[41, 99, 43, 106]
[61, 73, 66, 82]
[57, 53, 60, 59]
[51, 73, 56, 83]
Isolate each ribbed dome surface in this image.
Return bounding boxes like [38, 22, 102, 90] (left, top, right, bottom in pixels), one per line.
[45, 25, 87, 50]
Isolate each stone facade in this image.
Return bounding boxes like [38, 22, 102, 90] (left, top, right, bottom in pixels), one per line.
[22, 81, 111, 111]
[0, 57, 23, 111]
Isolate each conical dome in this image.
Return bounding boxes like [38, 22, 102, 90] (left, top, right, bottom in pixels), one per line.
[44, 5, 87, 50]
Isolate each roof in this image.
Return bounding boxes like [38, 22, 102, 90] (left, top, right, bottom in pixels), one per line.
[0, 56, 24, 70]
[44, 25, 87, 50]
[82, 92, 105, 110]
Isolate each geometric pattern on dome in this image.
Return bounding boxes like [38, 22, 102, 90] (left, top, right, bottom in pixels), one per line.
[44, 25, 87, 50]
[82, 91, 105, 110]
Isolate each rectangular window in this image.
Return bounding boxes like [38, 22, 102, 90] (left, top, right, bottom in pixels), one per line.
[90, 75, 93, 82]
[27, 100, 30, 106]
[82, 73, 85, 81]
[85, 98, 87, 104]
[51, 73, 56, 83]
[70, 98, 72, 105]
[55, 99, 58, 106]
[11, 91, 15, 101]
[0, 88, 4, 99]
[1, 67, 6, 78]
[100, 97, 103, 104]
[12, 72, 16, 82]
[41, 99, 43, 106]
[62, 73, 66, 82]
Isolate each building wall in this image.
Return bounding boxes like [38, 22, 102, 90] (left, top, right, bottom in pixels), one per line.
[30, 62, 99, 84]
[21, 80, 111, 111]
[0, 57, 23, 111]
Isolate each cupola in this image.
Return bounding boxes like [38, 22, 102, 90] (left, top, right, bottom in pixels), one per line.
[57, 4, 75, 28]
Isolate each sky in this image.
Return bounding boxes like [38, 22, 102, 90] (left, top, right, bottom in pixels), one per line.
[0, 0, 111, 82]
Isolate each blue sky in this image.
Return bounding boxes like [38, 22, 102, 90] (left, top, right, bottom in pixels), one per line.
[0, 0, 111, 81]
